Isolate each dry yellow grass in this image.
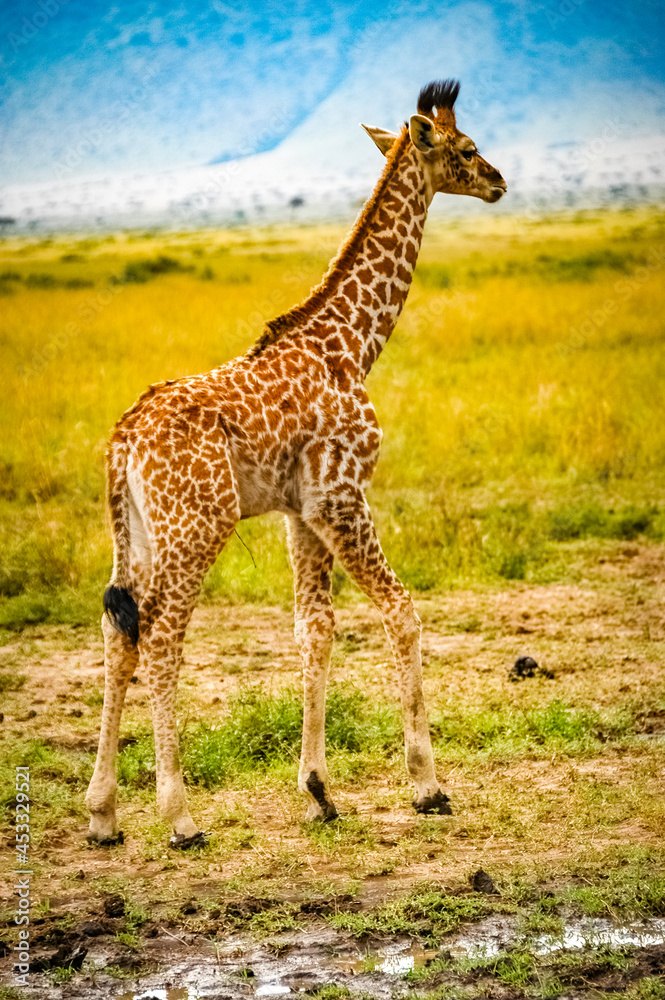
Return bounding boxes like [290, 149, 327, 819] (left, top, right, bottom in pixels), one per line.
[1, 207, 664, 619]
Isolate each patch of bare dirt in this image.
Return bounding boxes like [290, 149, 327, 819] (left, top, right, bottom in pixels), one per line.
[1, 552, 665, 996]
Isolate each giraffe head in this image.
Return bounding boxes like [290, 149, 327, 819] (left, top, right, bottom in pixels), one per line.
[362, 79, 506, 204]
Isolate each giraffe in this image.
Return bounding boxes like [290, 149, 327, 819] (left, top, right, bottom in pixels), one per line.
[86, 79, 506, 847]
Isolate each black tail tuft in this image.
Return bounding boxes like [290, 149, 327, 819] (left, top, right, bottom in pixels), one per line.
[104, 586, 139, 645]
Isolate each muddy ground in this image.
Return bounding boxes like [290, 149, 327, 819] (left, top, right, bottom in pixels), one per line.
[1, 540, 665, 997]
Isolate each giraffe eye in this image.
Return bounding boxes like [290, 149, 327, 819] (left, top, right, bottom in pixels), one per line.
[461, 149, 475, 161]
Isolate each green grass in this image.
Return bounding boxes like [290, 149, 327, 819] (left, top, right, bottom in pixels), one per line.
[329, 887, 493, 942]
[430, 700, 631, 760]
[113, 254, 194, 284]
[405, 944, 641, 998]
[0, 740, 91, 845]
[112, 687, 633, 794]
[546, 502, 665, 542]
[1, 210, 665, 628]
[562, 847, 665, 918]
[627, 980, 665, 1000]
[0, 669, 27, 691]
[306, 989, 356, 1000]
[118, 684, 401, 790]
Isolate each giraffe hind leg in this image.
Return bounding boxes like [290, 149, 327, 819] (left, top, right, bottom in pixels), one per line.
[86, 612, 140, 843]
[137, 464, 239, 844]
[86, 483, 151, 843]
[287, 516, 338, 822]
[139, 539, 235, 845]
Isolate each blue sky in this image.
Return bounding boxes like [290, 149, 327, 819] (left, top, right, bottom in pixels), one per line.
[1, 0, 663, 185]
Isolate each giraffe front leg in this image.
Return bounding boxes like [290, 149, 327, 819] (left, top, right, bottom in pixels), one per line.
[304, 489, 451, 816]
[86, 615, 139, 844]
[287, 516, 338, 822]
[384, 601, 452, 815]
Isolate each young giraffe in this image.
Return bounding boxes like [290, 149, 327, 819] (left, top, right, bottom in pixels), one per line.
[86, 79, 506, 846]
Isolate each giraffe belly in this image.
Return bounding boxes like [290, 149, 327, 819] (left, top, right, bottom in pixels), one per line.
[232, 450, 301, 519]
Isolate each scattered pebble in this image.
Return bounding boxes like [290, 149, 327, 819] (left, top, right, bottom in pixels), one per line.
[509, 656, 554, 681]
[103, 893, 126, 918]
[80, 921, 106, 937]
[33, 941, 88, 972]
[470, 869, 499, 895]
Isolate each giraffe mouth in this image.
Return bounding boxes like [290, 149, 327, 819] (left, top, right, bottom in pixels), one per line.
[487, 183, 507, 203]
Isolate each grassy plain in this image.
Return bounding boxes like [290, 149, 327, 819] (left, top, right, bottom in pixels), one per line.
[1, 208, 665, 996]
[1, 207, 665, 623]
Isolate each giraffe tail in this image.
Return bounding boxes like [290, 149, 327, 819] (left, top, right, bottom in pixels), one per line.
[103, 439, 140, 645]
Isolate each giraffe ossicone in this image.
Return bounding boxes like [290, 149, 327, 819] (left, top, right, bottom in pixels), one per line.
[86, 80, 506, 846]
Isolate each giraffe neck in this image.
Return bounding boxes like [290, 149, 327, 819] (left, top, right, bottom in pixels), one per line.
[252, 127, 431, 375]
[315, 134, 430, 376]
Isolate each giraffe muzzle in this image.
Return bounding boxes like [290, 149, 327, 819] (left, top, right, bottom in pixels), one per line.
[487, 181, 507, 203]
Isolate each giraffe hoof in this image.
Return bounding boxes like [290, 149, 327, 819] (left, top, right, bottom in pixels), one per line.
[305, 804, 339, 824]
[86, 830, 125, 847]
[413, 791, 452, 815]
[304, 771, 338, 822]
[169, 831, 208, 850]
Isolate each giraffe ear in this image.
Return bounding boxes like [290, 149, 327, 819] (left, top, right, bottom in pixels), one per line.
[409, 114, 441, 154]
[361, 124, 398, 156]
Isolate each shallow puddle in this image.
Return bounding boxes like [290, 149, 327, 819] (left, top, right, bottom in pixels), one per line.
[534, 917, 665, 954]
[333, 941, 439, 974]
[118, 989, 195, 1000]
[86, 916, 665, 1000]
[330, 916, 665, 974]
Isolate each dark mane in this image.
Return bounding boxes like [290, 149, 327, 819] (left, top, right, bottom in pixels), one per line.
[417, 79, 460, 118]
[248, 124, 412, 357]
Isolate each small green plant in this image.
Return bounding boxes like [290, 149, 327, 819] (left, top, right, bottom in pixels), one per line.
[116, 255, 191, 283]
[103, 964, 137, 980]
[547, 502, 659, 541]
[628, 977, 665, 1000]
[330, 888, 491, 942]
[114, 930, 141, 949]
[83, 686, 104, 707]
[492, 950, 535, 987]
[305, 815, 375, 851]
[0, 670, 27, 691]
[0, 987, 24, 1000]
[306, 988, 354, 1000]
[48, 966, 76, 984]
